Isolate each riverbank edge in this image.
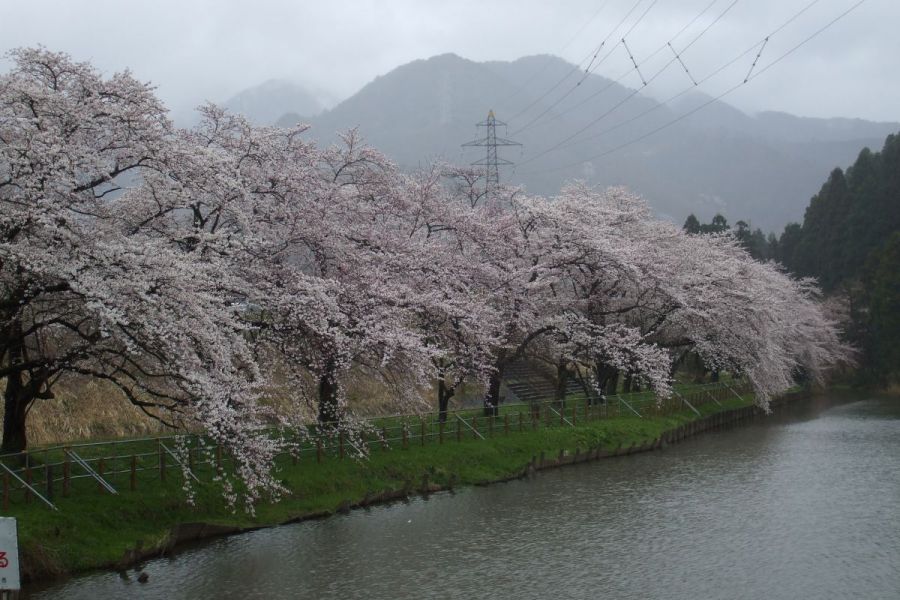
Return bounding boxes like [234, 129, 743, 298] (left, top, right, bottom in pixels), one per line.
[22, 391, 804, 586]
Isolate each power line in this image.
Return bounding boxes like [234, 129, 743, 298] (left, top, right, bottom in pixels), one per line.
[520, 0, 869, 176]
[516, 0, 740, 167]
[513, 0, 722, 137]
[522, 0, 826, 156]
[510, 0, 664, 135]
[744, 37, 770, 82]
[586, 0, 660, 74]
[538, 43, 761, 155]
[749, 2, 859, 80]
[669, 42, 698, 85]
[507, 0, 646, 124]
[621, 37, 647, 86]
[508, 42, 624, 135]
[498, 0, 614, 108]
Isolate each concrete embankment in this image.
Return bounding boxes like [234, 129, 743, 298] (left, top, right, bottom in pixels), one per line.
[526, 398, 790, 473]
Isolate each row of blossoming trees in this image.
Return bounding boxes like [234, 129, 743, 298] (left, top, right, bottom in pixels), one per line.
[0, 49, 849, 502]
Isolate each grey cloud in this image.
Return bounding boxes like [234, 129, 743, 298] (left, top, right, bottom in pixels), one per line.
[1, 0, 897, 122]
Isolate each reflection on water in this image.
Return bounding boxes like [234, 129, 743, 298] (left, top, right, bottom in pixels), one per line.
[28, 394, 900, 600]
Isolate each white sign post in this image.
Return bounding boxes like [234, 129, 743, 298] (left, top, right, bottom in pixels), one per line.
[0, 517, 20, 592]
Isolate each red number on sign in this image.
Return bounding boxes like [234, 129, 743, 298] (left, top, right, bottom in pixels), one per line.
[0, 551, 7, 568]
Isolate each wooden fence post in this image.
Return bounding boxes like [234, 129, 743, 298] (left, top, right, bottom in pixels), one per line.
[130, 455, 137, 491]
[24, 464, 32, 504]
[98, 459, 105, 493]
[45, 464, 53, 501]
[63, 454, 71, 497]
[158, 441, 166, 482]
[472, 416, 478, 439]
[439, 421, 445, 444]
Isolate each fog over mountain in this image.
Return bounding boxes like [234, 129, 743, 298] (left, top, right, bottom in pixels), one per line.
[222, 79, 328, 125]
[230, 54, 898, 231]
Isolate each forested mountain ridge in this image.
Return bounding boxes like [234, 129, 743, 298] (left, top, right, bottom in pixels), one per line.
[777, 132, 900, 383]
[687, 133, 900, 384]
[684, 134, 900, 384]
[780, 133, 900, 289]
[252, 53, 898, 231]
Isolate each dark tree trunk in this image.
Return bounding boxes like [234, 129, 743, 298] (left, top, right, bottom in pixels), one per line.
[438, 376, 455, 423]
[2, 321, 31, 454]
[606, 370, 619, 395]
[711, 369, 720, 383]
[592, 362, 621, 402]
[623, 373, 634, 394]
[2, 373, 29, 454]
[484, 366, 502, 417]
[669, 352, 684, 379]
[555, 357, 568, 408]
[317, 357, 340, 426]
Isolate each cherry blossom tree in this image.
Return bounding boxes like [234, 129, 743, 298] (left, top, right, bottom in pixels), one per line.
[1, 46, 175, 452]
[534, 184, 851, 408]
[431, 178, 677, 415]
[0, 49, 286, 503]
[1, 47, 851, 510]
[132, 106, 502, 432]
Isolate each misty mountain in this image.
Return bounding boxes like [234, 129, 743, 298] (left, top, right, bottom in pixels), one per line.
[291, 54, 897, 231]
[223, 79, 325, 125]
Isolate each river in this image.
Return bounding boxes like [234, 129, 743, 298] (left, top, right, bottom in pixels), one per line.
[27, 393, 900, 599]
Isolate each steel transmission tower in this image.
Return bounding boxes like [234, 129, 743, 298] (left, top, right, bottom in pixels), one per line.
[461, 110, 522, 198]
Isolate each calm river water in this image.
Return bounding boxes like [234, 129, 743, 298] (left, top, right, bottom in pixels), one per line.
[28, 393, 900, 599]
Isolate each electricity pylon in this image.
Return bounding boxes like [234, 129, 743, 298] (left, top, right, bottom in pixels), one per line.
[461, 110, 522, 198]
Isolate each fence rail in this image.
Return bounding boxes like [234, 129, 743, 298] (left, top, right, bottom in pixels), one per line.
[0, 381, 751, 511]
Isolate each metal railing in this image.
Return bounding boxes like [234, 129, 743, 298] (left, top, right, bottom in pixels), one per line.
[0, 380, 751, 511]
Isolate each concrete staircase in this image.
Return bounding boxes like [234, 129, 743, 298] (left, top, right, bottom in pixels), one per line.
[502, 360, 598, 405]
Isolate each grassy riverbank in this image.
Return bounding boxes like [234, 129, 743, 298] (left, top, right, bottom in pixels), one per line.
[10, 396, 754, 581]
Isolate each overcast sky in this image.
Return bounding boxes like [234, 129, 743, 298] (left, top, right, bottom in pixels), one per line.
[2, 0, 897, 124]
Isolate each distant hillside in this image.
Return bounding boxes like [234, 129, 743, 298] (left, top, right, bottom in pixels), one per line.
[775, 133, 900, 383]
[224, 79, 325, 125]
[285, 54, 898, 231]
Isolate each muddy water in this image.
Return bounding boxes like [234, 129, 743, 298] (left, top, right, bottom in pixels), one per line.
[28, 393, 900, 599]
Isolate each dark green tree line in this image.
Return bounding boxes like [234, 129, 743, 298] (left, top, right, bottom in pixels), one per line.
[682, 132, 899, 383]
